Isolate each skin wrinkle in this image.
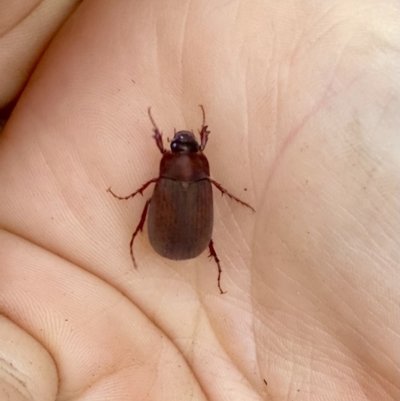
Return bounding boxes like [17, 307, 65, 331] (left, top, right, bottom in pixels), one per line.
[180, 0, 190, 106]
[187, 310, 229, 401]
[0, 1, 42, 37]
[318, 187, 393, 265]
[243, 73, 256, 204]
[0, 357, 31, 395]
[153, 286, 240, 400]
[200, 296, 259, 394]
[255, 264, 380, 370]
[30, 236, 201, 399]
[309, 307, 396, 394]
[265, 76, 331, 193]
[373, 94, 398, 132]
[288, 16, 313, 68]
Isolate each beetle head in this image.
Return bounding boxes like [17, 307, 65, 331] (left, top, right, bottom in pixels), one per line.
[170, 131, 200, 153]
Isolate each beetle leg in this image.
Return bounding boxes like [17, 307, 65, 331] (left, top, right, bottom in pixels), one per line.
[107, 178, 158, 200]
[148, 107, 167, 154]
[209, 179, 255, 212]
[208, 239, 226, 294]
[199, 105, 210, 151]
[129, 199, 151, 268]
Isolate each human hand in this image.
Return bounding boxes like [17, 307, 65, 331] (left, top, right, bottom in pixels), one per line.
[1, 1, 398, 400]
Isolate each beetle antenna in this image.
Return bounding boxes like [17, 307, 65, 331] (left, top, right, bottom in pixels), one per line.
[148, 107, 160, 131]
[148, 107, 166, 154]
[199, 105, 206, 127]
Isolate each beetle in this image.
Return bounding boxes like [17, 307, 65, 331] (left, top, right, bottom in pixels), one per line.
[108, 106, 254, 294]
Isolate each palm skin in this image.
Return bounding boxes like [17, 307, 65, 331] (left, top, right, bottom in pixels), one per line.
[0, 1, 399, 400]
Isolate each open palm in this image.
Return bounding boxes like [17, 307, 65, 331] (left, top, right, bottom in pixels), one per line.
[0, 1, 398, 400]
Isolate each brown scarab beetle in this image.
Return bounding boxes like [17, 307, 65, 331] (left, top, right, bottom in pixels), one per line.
[108, 106, 254, 294]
